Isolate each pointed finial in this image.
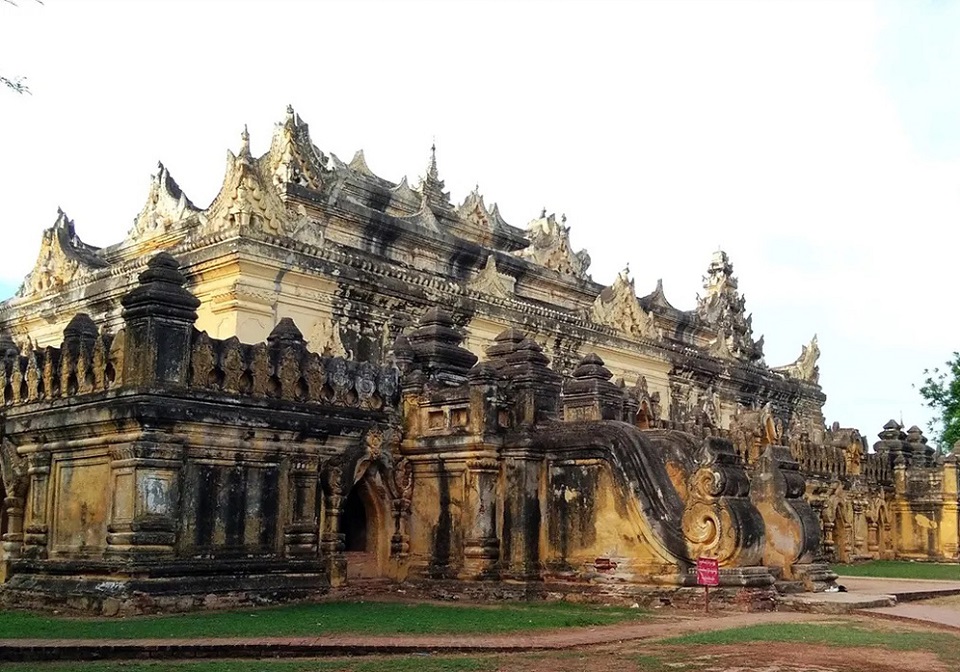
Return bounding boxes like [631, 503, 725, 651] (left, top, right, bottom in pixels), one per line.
[541, 207, 547, 218]
[240, 125, 251, 155]
[286, 103, 294, 116]
[428, 140, 438, 176]
[561, 213, 567, 224]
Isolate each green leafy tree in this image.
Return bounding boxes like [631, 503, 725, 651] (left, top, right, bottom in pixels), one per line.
[919, 352, 960, 452]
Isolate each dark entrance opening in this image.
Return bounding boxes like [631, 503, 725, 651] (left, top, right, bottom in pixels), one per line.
[342, 487, 368, 552]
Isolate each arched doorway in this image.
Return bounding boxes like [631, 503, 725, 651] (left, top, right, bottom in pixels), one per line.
[340, 476, 387, 580]
[342, 487, 369, 552]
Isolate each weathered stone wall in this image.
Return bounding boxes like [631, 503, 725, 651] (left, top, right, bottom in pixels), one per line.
[0, 255, 403, 613]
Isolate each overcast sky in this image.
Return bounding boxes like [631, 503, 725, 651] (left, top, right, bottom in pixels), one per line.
[1, 0, 957, 445]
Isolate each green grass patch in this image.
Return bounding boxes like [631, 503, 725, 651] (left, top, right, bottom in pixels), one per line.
[663, 621, 960, 663]
[831, 560, 960, 581]
[0, 600, 646, 640]
[632, 653, 669, 671]
[2, 656, 496, 672]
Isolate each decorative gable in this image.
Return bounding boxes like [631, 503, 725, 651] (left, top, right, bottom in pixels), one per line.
[591, 267, 656, 338]
[516, 211, 590, 280]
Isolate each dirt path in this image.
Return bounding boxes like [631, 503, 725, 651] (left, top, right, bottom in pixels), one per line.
[4, 609, 959, 670]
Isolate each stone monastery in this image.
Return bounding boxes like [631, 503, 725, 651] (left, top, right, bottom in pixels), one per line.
[0, 107, 955, 614]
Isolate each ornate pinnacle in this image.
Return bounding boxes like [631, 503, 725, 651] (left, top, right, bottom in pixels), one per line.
[239, 125, 251, 157]
[418, 141, 450, 209]
[428, 142, 438, 179]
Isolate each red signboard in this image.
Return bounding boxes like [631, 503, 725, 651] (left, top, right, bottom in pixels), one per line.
[696, 557, 719, 587]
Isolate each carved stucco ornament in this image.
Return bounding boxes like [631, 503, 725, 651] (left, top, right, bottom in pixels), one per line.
[457, 187, 509, 233]
[590, 266, 656, 338]
[696, 250, 763, 362]
[18, 209, 107, 297]
[202, 127, 297, 237]
[347, 149, 376, 177]
[467, 255, 515, 299]
[127, 162, 200, 242]
[516, 211, 590, 280]
[264, 104, 328, 192]
[772, 334, 820, 383]
[386, 176, 421, 217]
[403, 200, 441, 233]
[307, 317, 348, 358]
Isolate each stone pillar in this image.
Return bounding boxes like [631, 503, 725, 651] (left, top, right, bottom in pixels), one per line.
[284, 458, 320, 557]
[320, 465, 346, 585]
[388, 454, 413, 559]
[806, 500, 824, 563]
[820, 516, 835, 562]
[120, 252, 200, 388]
[501, 452, 542, 581]
[892, 457, 911, 555]
[941, 456, 959, 560]
[866, 514, 880, 556]
[106, 442, 182, 558]
[22, 452, 51, 559]
[462, 457, 499, 578]
[0, 496, 24, 581]
[852, 498, 868, 558]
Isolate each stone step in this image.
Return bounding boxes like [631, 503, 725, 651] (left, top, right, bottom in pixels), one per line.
[780, 592, 897, 614]
[775, 581, 806, 594]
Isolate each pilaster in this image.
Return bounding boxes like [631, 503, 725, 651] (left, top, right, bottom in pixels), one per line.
[462, 456, 500, 578]
[106, 441, 183, 558]
[22, 452, 51, 559]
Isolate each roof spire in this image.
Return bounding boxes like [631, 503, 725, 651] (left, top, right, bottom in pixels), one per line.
[417, 139, 450, 209]
[239, 125, 251, 158]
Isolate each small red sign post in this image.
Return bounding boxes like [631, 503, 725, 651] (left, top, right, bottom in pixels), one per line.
[696, 557, 719, 613]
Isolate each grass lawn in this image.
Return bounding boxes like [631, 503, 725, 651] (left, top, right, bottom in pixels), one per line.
[0, 600, 646, 640]
[831, 560, 960, 581]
